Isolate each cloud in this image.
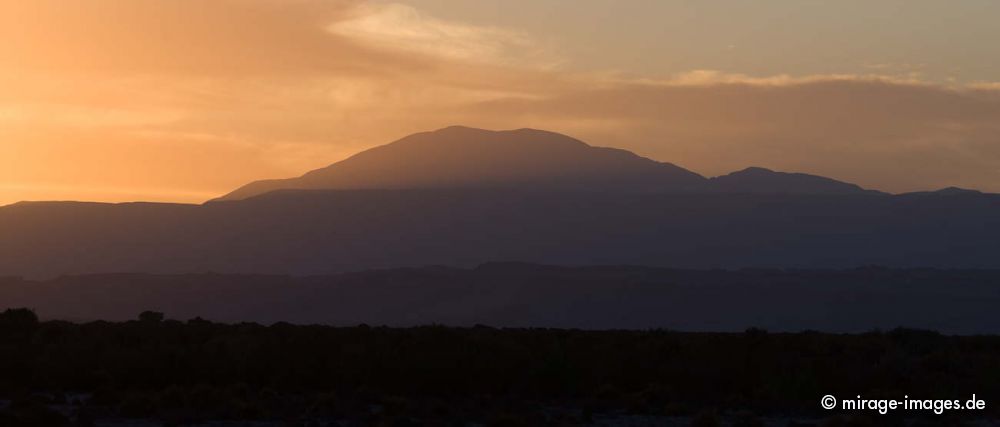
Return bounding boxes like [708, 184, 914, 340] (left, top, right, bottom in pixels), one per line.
[464, 77, 1000, 192]
[603, 70, 932, 88]
[328, 3, 558, 68]
[0, 0, 446, 79]
[969, 82, 1000, 90]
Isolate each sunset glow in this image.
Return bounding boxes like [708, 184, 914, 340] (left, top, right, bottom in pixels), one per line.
[4, 0, 1000, 205]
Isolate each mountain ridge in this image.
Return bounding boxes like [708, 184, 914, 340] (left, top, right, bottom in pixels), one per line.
[216, 126, 881, 201]
[709, 166, 886, 195]
[2, 126, 998, 278]
[3, 188, 1000, 279]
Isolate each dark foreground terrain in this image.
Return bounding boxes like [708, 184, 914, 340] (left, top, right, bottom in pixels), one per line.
[1, 309, 998, 426]
[3, 264, 1000, 333]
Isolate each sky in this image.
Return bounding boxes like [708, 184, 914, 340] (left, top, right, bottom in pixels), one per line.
[2, 0, 1000, 205]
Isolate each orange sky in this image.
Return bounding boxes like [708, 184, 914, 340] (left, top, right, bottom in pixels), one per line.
[3, 0, 1000, 205]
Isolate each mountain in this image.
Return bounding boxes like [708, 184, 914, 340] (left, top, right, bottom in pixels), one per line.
[217, 126, 877, 200]
[899, 186, 984, 197]
[710, 167, 884, 195]
[2, 189, 1000, 279]
[1, 126, 995, 279]
[218, 126, 708, 201]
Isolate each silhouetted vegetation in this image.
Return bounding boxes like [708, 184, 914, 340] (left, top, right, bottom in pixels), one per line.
[1, 311, 998, 425]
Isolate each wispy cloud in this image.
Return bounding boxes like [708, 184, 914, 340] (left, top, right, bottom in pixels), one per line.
[328, 3, 559, 68]
[613, 69, 934, 87]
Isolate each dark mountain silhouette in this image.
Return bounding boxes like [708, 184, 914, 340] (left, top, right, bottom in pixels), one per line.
[217, 126, 877, 200]
[218, 126, 708, 200]
[900, 186, 984, 197]
[4, 264, 1000, 333]
[1, 126, 997, 278]
[709, 166, 885, 195]
[2, 189, 1000, 279]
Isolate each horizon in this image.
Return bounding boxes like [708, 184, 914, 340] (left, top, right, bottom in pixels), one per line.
[3, 4, 1000, 422]
[1, 124, 991, 206]
[5, 0, 1000, 204]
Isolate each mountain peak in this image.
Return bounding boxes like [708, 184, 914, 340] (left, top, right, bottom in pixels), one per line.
[429, 125, 577, 136]
[734, 166, 775, 174]
[216, 126, 706, 201]
[935, 186, 981, 195]
[214, 126, 895, 202]
[900, 186, 984, 197]
[711, 166, 880, 195]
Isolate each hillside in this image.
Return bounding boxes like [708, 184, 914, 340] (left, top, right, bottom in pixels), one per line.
[217, 126, 879, 200]
[1, 189, 999, 278]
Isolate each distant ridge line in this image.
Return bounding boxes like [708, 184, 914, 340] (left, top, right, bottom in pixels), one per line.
[215, 126, 889, 201]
